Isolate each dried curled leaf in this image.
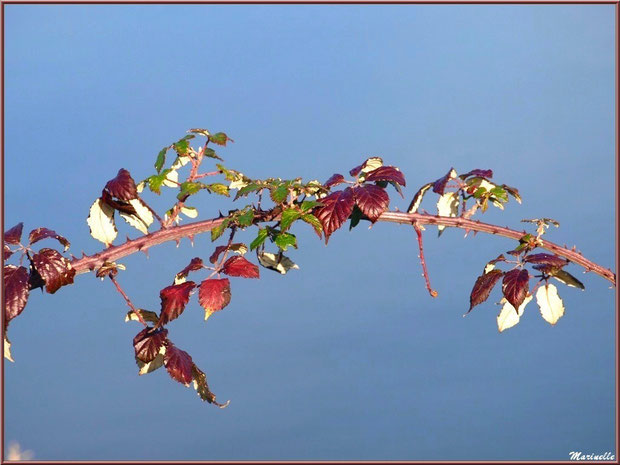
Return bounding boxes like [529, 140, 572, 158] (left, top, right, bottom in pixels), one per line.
[192, 364, 229, 407]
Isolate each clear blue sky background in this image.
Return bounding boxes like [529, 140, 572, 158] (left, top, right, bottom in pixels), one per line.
[3, 4, 616, 461]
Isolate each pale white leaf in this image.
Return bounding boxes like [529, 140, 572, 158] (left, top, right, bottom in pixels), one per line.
[130, 199, 154, 227]
[4, 335, 14, 362]
[229, 243, 248, 255]
[497, 295, 532, 332]
[171, 155, 191, 170]
[478, 179, 496, 191]
[436, 191, 459, 233]
[87, 198, 117, 246]
[484, 263, 496, 274]
[180, 206, 198, 218]
[163, 169, 179, 188]
[136, 181, 145, 193]
[536, 283, 565, 325]
[257, 252, 299, 275]
[361, 157, 383, 174]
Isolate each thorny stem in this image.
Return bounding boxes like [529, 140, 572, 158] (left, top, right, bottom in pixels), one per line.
[108, 274, 147, 326]
[71, 210, 616, 286]
[414, 224, 438, 298]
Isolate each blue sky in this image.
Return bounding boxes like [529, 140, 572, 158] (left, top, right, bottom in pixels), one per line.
[3, 4, 616, 460]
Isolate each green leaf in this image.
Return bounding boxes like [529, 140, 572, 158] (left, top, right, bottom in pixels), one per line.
[155, 147, 168, 173]
[203, 147, 222, 160]
[552, 269, 585, 290]
[490, 186, 508, 201]
[280, 208, 301, 231]
[211, 218, 230, 242]
[300, 200, 323, 212]
[177, 181, 205, 200]
[147, 169, 172, 194]
[174, 138, 189, 155]
[275, 232, 297, 251]
[234, 183, 262, 200]
[209, 132, 230, 146]
[270, 183, 289, 204]
[473, 187, 487, 198]
[301, 213, 323, 236]
[206, 183, 230, 197]
[236, 208, 254, 227]
[250, 228, 269, 251]
[188, 128, 210, 136]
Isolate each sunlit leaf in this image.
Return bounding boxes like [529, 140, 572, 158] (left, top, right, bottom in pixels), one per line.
[191, 364, 229, 407]
[177, 181, 205, 200]
[180, 206, 198, 218]
[4, 334, 14, 362]
[281, 208, 302, 231]
[221, 256, 260, 278]
[497, 295, 532, 332]
[551, 269, 585, 290]
[270, 183, 289, 204]
[164, 344, 194, 386]
[137, 344, 166, 375]
[155, 147, 168, 173]
[536, 283, 565, 325]
[198, 278, 231, 321]
[436, 191, 459, 234]
[275, 232, 297, 251]
[209, 132, 232, 146]
[250, 228, 269, 251]
[157, 281, 196, 326]
[125, 309, 159, 325]
[87, 198, 117, 247]
[235, 208, 254, 227]
[210, 218, 230, 242]
[257, 252, 299, 275]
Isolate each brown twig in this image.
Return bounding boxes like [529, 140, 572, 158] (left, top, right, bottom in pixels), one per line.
[413, 224, 438, 298]
[108, 274, 147, 326]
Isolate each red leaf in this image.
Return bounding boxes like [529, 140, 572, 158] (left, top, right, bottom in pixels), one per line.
[467, 269, 503, 313]
[353, 185, 389, 222]
[104, 168, 138, 201]
[4, 265, 30, 327]
[432, 167, 456, 195]
[31, 248, 76, 294]
[460, 169, 493, 179]
[4, 223, 23, 245]
[502, 269, 530, 310]
[28, 227, 70, 251]
[198, 279, 232, 318]
[177, 257, 204, 279]
[221, 256, 260, 279]
[164, 344, 193, 386]
[133, 327, 168, 363]
[209, 246, 228, 264]
[313, 187, 355, 244]
[4, 245, 13, 260]
[364, 166, 406, 187]
[524, 253, 568, 268]
[349, 163, 364, 177]
[158, 281, 196, 326]
[324, 173, 346, 188]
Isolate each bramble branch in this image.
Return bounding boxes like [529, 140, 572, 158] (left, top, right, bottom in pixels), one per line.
[70, 209, 616, 286]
